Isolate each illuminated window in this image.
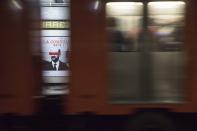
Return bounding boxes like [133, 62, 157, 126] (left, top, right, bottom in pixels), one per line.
[107, 1, 186, 103]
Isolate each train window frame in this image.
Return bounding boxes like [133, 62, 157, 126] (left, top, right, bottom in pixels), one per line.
[106, 0, 186, 104]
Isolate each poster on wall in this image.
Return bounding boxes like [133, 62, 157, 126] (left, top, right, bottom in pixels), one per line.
[41, 3, 70, 77]
[42, 36, 70, 76]
[40, 1, 70, 95]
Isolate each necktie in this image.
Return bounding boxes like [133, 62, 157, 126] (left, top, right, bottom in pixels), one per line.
[54, 63, 57, 70]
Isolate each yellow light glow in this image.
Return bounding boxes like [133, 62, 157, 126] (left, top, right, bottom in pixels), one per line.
[106, 2, 143, 10]
[11, 0, 23, 10]
[106, 2, 143, 16]
[42, 21, 70, 29]
[148, 1, 185, 9]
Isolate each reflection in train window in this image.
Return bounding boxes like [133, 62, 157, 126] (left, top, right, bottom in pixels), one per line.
[148, 1, 185, 51]
[106, 2, 143, 52]
[148, 1, 186, 102]
[107, 1, 186, 103]
[106, 2, 143, 102]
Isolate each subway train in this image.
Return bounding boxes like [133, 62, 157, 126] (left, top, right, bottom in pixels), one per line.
[1, 0, 197, 130]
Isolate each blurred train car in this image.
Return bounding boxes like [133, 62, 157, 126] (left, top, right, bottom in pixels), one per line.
[1, 0, 197, 130]
[66, 0, 197, 130]
[0, 0, 41, 116]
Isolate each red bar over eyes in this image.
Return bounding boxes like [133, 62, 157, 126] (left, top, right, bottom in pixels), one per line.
[49, 52, 60, 55]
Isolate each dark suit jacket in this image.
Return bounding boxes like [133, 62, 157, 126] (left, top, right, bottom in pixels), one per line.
[43, 60, 68, 71]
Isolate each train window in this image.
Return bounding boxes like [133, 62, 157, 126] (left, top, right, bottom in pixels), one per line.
[106, 2, 143, 102]
[148, 1, 186, 102]
[148, 1, 185, 51]
[106, 2, 143, 52]
[107, 1, 186, 103]
[40, 0, 70, 95]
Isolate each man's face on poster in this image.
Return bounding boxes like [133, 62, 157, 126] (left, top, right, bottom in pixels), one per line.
[49, 50, 61, 63]
[51, 55, 59, 63]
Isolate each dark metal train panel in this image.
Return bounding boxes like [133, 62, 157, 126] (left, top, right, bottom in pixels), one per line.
[65, 0, 197, 114]
[0, 0, 41, 115]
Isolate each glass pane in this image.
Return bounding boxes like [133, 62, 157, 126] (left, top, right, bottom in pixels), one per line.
[106, 2, 143, 103]
[106, 2, 143, 52]
[148, 1, 185, 51]
[148, 1, 186, 102]
[107, 1, 186, 104]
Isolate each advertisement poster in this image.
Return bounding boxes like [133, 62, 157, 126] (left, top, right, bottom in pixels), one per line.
[41, 4, 70, 77]
[42, 36, 70, 76]
[40, 1, 70, 95]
